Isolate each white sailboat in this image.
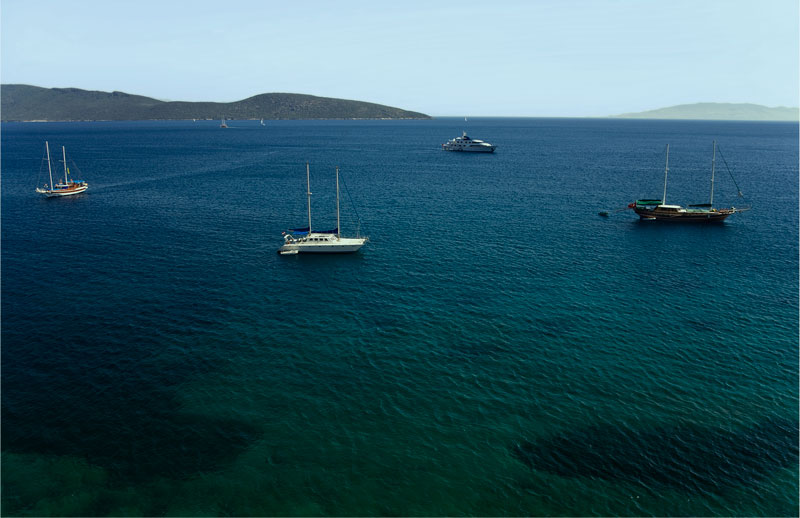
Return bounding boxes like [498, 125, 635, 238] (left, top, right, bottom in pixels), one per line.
[35, 142, 88, 197]
[279, 163, 367, 254]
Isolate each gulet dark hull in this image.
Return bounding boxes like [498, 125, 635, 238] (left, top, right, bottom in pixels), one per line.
[633, 207, 734, 223]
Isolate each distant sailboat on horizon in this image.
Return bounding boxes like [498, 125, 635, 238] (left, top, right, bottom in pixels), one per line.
[220, 117, 228, 128]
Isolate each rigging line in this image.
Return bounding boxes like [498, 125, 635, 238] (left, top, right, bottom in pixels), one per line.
[716, 145, 745, 198]
[338, 170, 367, 234]
[68, 158, 85, 178]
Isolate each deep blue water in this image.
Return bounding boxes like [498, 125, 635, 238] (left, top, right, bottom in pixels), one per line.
[2, 118, 798, 516]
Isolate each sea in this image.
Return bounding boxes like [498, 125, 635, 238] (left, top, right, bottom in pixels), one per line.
[1, 118, 798, 517]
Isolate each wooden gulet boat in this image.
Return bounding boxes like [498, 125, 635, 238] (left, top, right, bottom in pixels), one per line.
[35, 142, 88, 197]
[629, 141, 745, 222]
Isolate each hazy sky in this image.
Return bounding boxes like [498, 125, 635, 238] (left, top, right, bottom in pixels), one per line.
[2, 0, 798, 116]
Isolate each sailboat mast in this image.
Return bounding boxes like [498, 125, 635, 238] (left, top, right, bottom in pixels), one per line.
[62, 146, 68, 184]
[306, 162, 312, 233]
[45, 141, 54, 188]
[336, 166, 341, 238]
[662, 144, 670, 204]
[710, 140, 716, 206]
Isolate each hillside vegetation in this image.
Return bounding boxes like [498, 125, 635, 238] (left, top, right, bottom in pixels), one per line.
[1, 85, 431, 121]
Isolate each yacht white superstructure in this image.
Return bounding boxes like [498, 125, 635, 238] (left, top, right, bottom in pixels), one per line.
[279, 163, 367, 254]
[442, 131, 495, 153]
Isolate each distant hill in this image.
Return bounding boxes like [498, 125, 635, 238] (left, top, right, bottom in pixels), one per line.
[614, 102, 799, 121]
[0, 84, 431, 121]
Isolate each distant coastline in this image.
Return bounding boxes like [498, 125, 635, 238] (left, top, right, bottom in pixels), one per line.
[0, 84, 431, 122]
[613, 102, 799, 121]
[3, 86, 797, 122]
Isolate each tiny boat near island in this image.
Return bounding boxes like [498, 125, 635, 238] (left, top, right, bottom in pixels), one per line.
[220, 117, 228, 128]
[629, 141, 747, 222]
[442, 131, 495, 153]
[279, 163, 368, 254]
[35, 142, 88, 197]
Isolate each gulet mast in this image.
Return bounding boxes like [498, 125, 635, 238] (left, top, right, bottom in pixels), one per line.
[710, 140, 716, 206]
[62, 146, 68, 184]
[45, 141, 54, 189]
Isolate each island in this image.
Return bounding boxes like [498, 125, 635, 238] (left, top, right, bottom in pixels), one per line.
[613, 102, 798, 121]
[0, 84, 431, 122]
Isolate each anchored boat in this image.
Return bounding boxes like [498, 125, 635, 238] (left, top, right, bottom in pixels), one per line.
[279, 163, 368, 254]
[442, 131, 495, 153]
[629, 141, 745, 222]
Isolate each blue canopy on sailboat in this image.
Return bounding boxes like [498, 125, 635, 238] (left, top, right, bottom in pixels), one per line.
[290, 227, 309, 235]
[289, 227, 338, 235]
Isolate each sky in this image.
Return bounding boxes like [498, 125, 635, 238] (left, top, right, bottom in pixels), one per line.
[1, 0, 798, 117]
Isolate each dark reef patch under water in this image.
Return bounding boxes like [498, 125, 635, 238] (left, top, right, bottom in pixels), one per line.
[1, 321, 263, 483]
[513, 418, 799, 492]
[3, 374, 262, 483]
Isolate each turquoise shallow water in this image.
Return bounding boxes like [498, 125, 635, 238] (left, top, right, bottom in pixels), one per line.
[2, 118, 798, 516]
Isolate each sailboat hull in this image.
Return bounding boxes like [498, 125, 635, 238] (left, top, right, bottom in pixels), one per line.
[633, 207, 734, 222]
[279, 237, 366, 254]
[36, 184, 88, 197]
